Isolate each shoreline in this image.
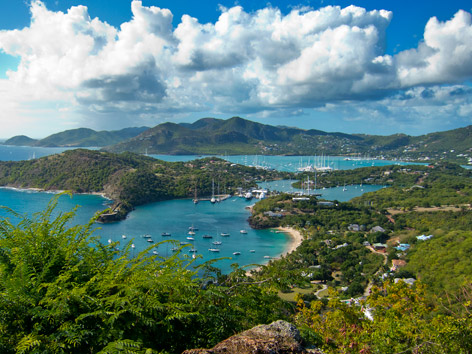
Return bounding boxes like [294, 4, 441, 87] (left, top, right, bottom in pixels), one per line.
[245, 226, 304, 275]
[0, 186, 112, 201]
[275, 227, 304, 258]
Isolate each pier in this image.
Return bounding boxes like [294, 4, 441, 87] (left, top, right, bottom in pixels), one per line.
[197, 194, 232, 202]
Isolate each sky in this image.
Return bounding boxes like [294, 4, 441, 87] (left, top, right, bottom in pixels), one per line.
[0, 1, 471, 139]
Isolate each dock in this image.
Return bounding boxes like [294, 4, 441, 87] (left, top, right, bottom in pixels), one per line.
[197, 194, 232, 202]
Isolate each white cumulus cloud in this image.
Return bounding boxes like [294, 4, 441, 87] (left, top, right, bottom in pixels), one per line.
[0, 1, 471, 136]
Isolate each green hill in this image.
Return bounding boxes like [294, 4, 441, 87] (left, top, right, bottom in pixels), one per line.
[2, 127, 149, 148]
[34, 126, 149, 147]
[104, 116, 364, 155]
[104, 117, 472, 162]
[0, 149, 287, 221]
[3, 135, 38, 146]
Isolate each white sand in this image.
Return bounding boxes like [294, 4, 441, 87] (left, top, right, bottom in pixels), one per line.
[275, 226, 304, 257]
[245, 226, 304, 275]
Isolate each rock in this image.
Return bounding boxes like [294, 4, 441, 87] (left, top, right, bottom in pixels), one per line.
[182, 320, 309, 354]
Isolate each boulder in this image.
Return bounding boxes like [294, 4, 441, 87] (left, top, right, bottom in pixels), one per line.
[182, 320, 310, 354]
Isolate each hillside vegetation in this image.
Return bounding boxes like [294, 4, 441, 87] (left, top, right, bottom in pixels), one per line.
[0, 167, 471, 353]
[0, 149, 290, 221]
[104, 117, 472, 163]
[4, 117, 472, 163]
[3, 127, 148, 147]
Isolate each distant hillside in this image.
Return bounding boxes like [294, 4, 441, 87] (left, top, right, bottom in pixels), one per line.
[2, 127, 149, 147]
[3, 135, 38, 146]
[104, 116, 361, 155]
[0, 149, 287, 221]
[103, 117, 472, 163]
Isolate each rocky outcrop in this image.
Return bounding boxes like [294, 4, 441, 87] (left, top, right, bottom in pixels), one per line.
[182, 320, 318, 354]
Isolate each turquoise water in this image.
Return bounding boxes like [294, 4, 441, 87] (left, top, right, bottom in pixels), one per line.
[0, 146, 408, 272]
[0, 145, 93, 161]
[257, 180, 385, 202]
[150, 154, 423, 172]
[0, 188, 286, 273]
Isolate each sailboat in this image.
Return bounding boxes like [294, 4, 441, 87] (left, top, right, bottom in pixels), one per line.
[193, 184, 198, 204]
[210, 179, 216, 204]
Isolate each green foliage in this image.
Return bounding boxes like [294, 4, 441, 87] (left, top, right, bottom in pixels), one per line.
[405, 230, 472, 296]
[0, 196, 290, 353]
[0, 150, 292, 221]
[351, 163, 472, 210]
[103, 117, 472, 161]
[296, 281, 472, 353]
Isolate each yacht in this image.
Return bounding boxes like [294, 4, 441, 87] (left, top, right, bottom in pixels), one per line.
[220, 232, 230, 237]
[161, 232, 171, 237]
[240, 230, 248, 234]
[212, 241, 222, 245]
[208, 248, 220, 252]
[233, 251, 241, 255]
[202, 234, 213, 239]
[186, 236, 195, 241]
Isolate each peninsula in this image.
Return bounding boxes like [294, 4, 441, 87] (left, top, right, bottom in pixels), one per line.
[0, 149, 290, 222]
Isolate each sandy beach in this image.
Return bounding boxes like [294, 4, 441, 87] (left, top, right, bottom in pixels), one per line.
[275, 227, 304, 257]
[245, 226, 304, 275]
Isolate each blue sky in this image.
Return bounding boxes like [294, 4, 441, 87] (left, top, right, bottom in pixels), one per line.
[0, 0, 471, 138]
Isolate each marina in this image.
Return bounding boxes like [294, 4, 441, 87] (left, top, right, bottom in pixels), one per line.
[0, 147, 412, 273]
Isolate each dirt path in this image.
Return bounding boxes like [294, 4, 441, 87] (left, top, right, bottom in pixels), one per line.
[363, 246, 388, 297]
[314, 283, 328, 298]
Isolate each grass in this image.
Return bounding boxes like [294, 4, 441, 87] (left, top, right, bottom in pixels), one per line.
[278, 286, 315, 302]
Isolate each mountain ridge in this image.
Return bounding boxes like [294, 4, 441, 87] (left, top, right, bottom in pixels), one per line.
[103, 117, 472, 162]
[3, 117, 472, 163]
[3, 126, 149, 147]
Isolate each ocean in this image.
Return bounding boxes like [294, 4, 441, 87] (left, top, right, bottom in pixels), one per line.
[0, 146, 409, 272]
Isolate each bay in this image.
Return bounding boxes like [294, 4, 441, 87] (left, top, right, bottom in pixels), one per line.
[0, 146, 410, 272]
[149, 154, 422, 172]
[256, 180, 385, 202]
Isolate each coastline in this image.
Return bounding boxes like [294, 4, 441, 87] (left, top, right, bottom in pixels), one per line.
[0, 186, 111, 200]
[275, 227, 304, 258]
[245, 226, 304, 275]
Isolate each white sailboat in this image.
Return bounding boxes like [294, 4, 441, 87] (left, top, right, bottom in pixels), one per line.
[193, 184, 198, 204]
[210, 179, 216, 204]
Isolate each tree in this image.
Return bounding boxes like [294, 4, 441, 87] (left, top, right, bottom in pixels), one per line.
[0, 195, 289, 353]
[295, 281, 472, 353]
